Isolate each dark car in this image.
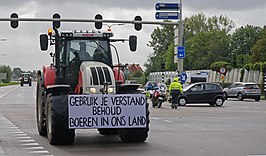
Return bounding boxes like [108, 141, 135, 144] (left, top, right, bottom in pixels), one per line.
[178, 82, 225, 106]
[223, 82, 261, 101]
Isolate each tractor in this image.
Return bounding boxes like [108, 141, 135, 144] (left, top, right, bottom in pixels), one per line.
[20, 72, 32, 86]
[36, 17, 149, 145]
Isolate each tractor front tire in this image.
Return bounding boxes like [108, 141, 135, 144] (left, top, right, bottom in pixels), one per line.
[46, 94, 75, 145]
[117, 90, 149, 143]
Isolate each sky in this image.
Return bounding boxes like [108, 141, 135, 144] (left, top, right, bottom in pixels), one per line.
[0, 0, 266, 71]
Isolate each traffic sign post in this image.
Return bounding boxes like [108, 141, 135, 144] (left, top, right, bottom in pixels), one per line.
[180, 72, 187, 83]
[177, 46, 185, 59]
[155, 1, 184, 75]
[155, 12, 179, 20]
[155, 3, 179, 11]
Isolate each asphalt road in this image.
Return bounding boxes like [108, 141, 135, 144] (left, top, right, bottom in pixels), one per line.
[0, 83, 266, 156]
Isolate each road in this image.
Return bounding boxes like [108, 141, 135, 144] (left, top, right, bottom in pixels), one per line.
[0, 83, 266, 156]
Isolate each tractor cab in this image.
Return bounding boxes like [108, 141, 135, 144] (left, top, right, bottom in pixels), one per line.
[40, 29, 137, 92]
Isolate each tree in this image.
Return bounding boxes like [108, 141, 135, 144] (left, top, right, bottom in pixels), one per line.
[165, 43, 176, 71]
[185, 30, 231, 70]
[145, 23, 174, 74]
[0, 65, 12, 83]
[230, 25, 262, 67]
[184, 13, 234, 39]
[250, 28, 266, 63]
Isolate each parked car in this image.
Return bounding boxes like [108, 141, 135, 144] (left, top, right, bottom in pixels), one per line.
[223, 82, 261, 101]
[178, 82, 225, 106]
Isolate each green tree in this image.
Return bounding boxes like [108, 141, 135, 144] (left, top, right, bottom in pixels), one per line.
[230, 25, 262, 67]
[145, 23, 174, 74]
[165, 43, 176, 71]
[0, 65, 12, 83]
[185, 30, 231, 69]
[250, 28, 266, 63]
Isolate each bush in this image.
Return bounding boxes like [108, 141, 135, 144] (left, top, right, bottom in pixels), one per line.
[210, 61, 231, 72]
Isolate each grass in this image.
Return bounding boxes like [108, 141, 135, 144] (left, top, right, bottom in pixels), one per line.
[0, 81, 20, 87]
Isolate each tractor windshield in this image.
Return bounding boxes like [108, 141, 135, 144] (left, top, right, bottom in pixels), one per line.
[66, 39, 112, 66]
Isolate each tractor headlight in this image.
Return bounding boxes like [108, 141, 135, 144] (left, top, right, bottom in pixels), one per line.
[89, 88, 97, 94]
[108, 87, 115, 93]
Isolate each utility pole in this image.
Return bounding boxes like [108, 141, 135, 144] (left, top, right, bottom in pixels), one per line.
[176, 0, 183, 75]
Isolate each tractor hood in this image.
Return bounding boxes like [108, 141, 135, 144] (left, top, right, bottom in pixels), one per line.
[80, 61, 116, 94]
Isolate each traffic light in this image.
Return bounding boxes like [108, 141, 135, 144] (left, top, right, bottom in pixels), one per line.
[10, 13, 19, 29]
[134, 16, 142, 31]
[161, 62, 165, 71]
[52, 13, 61, 29]
[95, 14, 103, 29]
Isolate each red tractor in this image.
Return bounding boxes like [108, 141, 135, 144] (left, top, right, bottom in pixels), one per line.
[36, 18, 149, 145]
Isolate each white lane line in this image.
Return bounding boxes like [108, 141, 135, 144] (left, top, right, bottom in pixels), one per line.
[151, 117, 159, 120]
[16, 136, 31, 139]
[18, 139, 35, 143]
[28, 150, 49, 154]
[0, 86, 18, 98]
[13, 133, 27, 136]
[20, 143, 40, 146]
[10, 131, 24, 134]
[24, 147, 44, 150]
[164, 120, 173, 123]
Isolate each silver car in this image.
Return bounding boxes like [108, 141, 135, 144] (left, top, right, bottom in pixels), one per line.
[223, 82, 261, 101]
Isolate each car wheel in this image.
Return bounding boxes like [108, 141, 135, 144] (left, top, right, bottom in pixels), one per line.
[215, 97, 224, 106]
[223, 92, 228, 100]
[255, 97, 260, 102]
[237, 93, 243, 101]
[178, 97, 187, 106]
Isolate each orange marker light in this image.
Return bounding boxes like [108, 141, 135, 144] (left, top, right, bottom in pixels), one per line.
[48, 28, 53, 36]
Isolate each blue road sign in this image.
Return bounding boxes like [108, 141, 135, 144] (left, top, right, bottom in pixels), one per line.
[177, 46, 185, 58]
[155, 12, 179, 20]
[180, 72, 187, 83]
[155, 3, 179, 11]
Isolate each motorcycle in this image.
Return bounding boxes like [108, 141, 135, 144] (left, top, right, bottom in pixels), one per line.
[152, 89, 166, 108]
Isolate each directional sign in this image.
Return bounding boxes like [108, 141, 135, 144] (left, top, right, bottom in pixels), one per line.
[177, 46, 185, 58]
[155, 12, 179, 20]
[155, 3, 179, 11]
[180, 72, 187, 83]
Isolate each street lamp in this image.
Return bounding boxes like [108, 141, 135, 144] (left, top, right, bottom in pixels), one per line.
[103, 24, 125, 31]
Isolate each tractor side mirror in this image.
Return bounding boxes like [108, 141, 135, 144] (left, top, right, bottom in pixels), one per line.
[40, 34, 48, 51]
[129, 35, 137, 52]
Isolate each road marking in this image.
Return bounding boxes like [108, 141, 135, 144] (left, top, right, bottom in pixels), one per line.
[24, 147, 44, 150]
[20, 143, 40, 146]
[28, 150, 49, 154]
[18, 139, 35, 143]
[16, 136, 31, 139]
[13, 133, 27, 136]
[164, 120, 173, 123]
[151, 117, 159, 120]
[0, 86, 18, 98]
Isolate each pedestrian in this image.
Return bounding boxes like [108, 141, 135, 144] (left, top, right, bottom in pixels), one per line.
[169, 77, 182, 109]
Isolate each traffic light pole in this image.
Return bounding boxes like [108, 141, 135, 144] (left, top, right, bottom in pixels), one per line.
[176, 0, 183, 75]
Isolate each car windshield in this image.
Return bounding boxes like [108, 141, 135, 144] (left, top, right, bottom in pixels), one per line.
[65, 39, 112, 66]
[245, 84, 260, 89]
[183, 83, 195, 91]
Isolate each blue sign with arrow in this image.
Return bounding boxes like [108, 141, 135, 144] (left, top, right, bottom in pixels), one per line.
[177, 46, 185, 58]
[180, 72, 187, 83]
[155, 3, 179, 11]
[155, 12, 179, 20]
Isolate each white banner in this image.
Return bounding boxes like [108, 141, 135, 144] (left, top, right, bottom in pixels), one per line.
[68, 94, 147, 129]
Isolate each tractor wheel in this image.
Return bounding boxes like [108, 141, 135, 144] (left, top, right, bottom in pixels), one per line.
[98, 128, 118, 135]
[118, 90, 149, 143]
[36, 79, 47, 136]
[46, 94, 75, 145]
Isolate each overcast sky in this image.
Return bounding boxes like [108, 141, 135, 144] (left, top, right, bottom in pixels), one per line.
[0, 0, 266, 71]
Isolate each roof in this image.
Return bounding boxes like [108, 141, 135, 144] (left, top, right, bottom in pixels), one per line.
[127, 63, 143, 73]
